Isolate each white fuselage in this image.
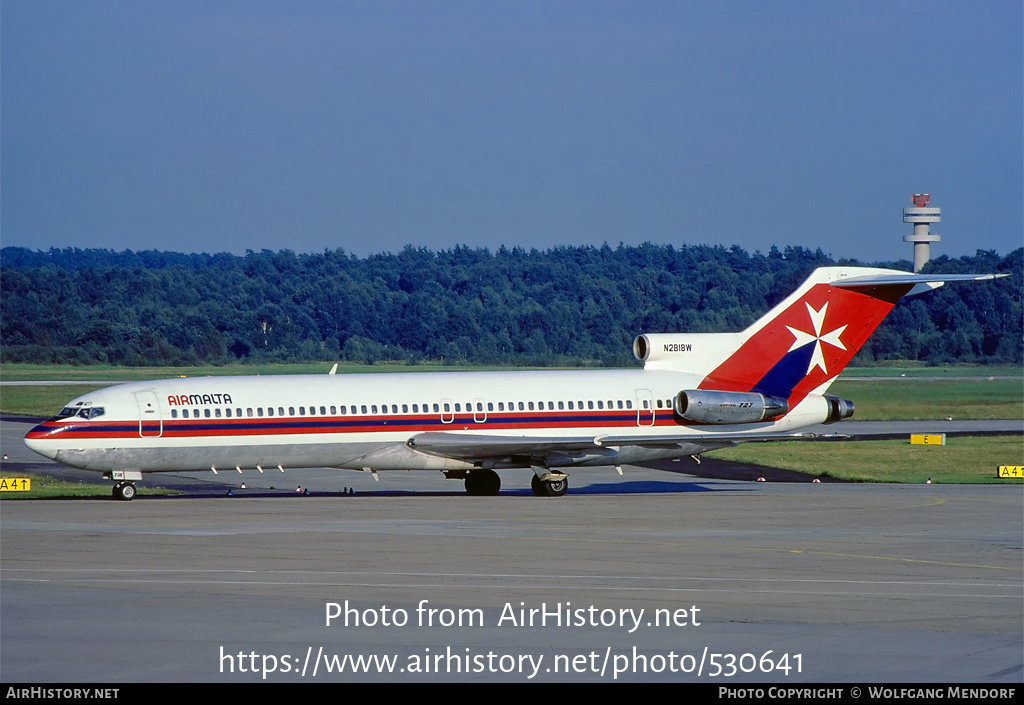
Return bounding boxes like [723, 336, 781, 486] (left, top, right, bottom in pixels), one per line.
[24, 368, 830, 475]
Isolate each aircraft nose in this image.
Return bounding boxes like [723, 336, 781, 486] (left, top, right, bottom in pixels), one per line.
[24, 427, 59, 460]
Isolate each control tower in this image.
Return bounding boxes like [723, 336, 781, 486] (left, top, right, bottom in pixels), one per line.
[903, 193, 940, 272]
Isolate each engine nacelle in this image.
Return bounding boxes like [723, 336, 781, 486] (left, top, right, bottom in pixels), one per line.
[632, 332, 744, 372]
[674, 390, 789, 425]
[823, 395, 855, 424]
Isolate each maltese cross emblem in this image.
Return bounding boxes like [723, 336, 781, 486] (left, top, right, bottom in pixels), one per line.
[786, 302, 848, 375]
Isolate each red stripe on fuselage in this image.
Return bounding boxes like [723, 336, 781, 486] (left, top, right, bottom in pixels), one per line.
[26, 411, 687, 442]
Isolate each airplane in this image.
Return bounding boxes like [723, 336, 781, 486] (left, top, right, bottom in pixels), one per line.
[24, 265, 1004, 500]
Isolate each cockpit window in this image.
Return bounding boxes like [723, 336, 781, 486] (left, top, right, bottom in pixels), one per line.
[52, 406, 104, 421]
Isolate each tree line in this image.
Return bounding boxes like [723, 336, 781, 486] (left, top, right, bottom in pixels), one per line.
[1, 243, 1020, 367]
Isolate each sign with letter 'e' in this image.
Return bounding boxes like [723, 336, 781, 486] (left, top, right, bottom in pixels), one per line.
[910, 434, 945, 445]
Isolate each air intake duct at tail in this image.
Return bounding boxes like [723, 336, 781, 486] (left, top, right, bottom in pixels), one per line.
[674, 390, 789, 425]
[823, 395, 855, 424]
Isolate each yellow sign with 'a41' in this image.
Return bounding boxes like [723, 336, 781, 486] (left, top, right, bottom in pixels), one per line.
[0, 477, 32, 492]
[998, 466, 1024, 479]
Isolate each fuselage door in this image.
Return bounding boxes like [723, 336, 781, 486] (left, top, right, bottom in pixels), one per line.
[440, 398, 455, 424]
[133, 390, 163, 438]
[635, 389, 655, 427]
[473, 397, 487, 424]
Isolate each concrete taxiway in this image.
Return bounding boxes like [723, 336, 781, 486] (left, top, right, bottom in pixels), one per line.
[2, 418, 1022, 683]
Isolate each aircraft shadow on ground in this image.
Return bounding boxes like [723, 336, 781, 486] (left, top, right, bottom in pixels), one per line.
[145, 477, 744, 499]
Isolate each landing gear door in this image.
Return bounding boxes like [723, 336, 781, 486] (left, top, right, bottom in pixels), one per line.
[134, 390, 163, 438]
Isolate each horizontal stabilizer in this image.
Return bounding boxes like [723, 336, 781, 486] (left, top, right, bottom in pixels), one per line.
[830, 272, 1005, 287]
[831, 271, 1006, 296]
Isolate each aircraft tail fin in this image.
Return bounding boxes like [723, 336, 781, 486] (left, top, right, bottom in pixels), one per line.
[695, 267, 1004, 405]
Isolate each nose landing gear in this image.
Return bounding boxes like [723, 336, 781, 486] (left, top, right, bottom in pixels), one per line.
[111, 482, 137, 501]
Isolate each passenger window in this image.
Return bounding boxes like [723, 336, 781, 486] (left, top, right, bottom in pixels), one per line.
[434, 403, 441, 413]
[391, 405, 397, 414]
[519, 402, 525, 410]
[321, 406, 327, 415]
[226, 408, 232, 418]
[215, 408, 222, 417]
[558, 401, 564, 410]
[289, 407, 295, 415]
[402, 404, 408, 413]
[597, 401, 604, 409]
[236, 408, 242, 417]
[372, 405, 378, 414]
[182, 409, 189, 418]
[267, 407, 274, 416]
[299, 407, 306, 415]
[171, 409, 178, 418]
[455, 403, 461, 412]
[487, 402, 493, 411]
[205, 409, 212, 418]
[412, 404, 418, 413]
[257, 408, 264, 417]
[247, 408, 254, 417]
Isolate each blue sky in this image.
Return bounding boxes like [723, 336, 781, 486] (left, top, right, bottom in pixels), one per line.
[2, 1, 1021, 262]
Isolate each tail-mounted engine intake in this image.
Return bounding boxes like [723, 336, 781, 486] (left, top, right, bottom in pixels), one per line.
[675, 390, 788, 425]
[823, 395, 855, 424]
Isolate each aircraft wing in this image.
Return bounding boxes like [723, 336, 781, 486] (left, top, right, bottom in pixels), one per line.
[406, 430, 832, 464]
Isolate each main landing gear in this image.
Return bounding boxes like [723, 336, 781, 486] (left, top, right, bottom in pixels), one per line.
[531, 474, 568, 497]
[464, 469, 501, 496]
[111, 482, 137, 501]
[458, 469, 569, 497]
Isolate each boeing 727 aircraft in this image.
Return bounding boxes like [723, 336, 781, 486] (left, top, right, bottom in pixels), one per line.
[24, 266, 1002, 500]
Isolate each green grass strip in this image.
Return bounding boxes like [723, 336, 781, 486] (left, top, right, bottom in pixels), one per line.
[713, 436, 1024, 483]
